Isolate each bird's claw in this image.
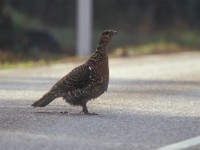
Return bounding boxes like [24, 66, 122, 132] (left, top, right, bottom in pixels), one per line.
[79, 111, 98, 115]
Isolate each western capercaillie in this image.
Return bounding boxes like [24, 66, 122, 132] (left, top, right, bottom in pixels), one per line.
[31, 30, 117, 115]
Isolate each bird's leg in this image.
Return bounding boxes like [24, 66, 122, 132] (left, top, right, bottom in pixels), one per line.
[80, 102, 98, 115]
[82, 102, 88, 114]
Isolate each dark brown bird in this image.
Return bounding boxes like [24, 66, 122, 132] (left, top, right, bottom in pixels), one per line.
[31, 30, 117, 115]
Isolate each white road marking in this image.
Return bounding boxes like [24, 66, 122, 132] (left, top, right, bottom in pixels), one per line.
[157, 136, 200, 150]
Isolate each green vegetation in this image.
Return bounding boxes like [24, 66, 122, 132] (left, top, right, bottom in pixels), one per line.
[111, 31, 200, 56]
[1, 1, 200, 69]
[0, 60, 47, 69]
[10, 9, 76, 50]
[1, 28, 200, 69]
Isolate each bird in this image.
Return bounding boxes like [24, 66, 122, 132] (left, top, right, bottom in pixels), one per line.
[31, 30, 117, 115]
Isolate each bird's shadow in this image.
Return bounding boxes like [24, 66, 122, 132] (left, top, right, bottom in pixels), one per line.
[32, 111, 104, 117]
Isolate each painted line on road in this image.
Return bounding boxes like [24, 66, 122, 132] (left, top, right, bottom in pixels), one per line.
[157, 136, 200, 150]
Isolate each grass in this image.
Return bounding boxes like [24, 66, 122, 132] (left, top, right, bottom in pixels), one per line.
[1, 31, 200, 69]
[0, 60, 47, 69]
[126, 42, 183, 56]
[111, 31, 200, 56]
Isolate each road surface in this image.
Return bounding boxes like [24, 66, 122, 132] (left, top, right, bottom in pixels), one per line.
[0, 52, 200, 150]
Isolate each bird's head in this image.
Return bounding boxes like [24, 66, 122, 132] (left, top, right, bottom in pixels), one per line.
[99, 30, 117, 43]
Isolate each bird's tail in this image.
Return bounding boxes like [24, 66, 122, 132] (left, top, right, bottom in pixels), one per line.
[31, 92, 58, 107]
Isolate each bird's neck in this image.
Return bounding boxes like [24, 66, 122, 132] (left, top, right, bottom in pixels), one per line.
[95, 40, 108, 59]
[87, 43, 108, 65]
[96, 40, 109, 50]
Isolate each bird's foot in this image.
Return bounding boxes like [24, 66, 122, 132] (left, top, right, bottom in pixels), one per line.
[79, 111, 98, 115]
[60, 111, 68, 114]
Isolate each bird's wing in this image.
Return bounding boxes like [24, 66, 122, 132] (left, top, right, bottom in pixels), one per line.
[50, 63, 94, 92]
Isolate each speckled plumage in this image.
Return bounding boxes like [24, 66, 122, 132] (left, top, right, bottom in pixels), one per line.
[31, 30, 117, 114]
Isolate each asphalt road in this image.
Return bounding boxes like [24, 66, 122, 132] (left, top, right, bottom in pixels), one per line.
[0, 52, 200, 150]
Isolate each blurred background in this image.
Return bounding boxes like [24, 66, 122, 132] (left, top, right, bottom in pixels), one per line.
[0, 0, 200, 67]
